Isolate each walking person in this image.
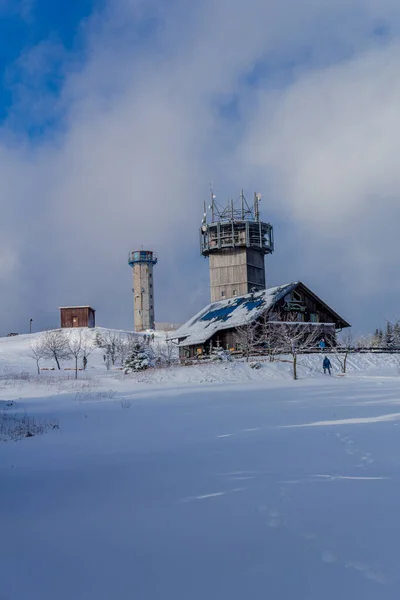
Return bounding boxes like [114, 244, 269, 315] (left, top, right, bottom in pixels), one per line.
[323, 356, 332, 375]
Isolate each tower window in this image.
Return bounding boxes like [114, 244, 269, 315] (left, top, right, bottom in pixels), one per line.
[221, 291, 225, 297]
[233, 289, 237, 296]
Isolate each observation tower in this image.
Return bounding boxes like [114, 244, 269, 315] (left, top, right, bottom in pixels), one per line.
[128, 250, 157, 332]
[200, 190, 274, 302]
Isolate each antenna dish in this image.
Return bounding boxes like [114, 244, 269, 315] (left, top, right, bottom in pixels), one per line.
[255, 193, 262, 201]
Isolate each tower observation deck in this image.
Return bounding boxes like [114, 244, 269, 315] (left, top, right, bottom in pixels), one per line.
[200, 190, 274, 302]
[128, 250, 158, 332]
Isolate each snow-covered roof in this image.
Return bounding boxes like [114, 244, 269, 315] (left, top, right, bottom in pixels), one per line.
[59, 306, 95, 310]
[171, 283, 298, 347]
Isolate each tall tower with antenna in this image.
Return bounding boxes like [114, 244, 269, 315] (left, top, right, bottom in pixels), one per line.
[128, 250, 158, 332]
[200, 190, 274, 302]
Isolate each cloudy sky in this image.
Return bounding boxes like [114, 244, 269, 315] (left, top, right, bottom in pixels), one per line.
[1, 0, 400, 335]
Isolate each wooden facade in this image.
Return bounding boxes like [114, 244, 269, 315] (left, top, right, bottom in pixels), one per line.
[60, 306, 96, 329]
[209, 247, 266, 302]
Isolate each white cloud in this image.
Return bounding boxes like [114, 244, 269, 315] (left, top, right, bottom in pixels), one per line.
[241, 40, 400, 327]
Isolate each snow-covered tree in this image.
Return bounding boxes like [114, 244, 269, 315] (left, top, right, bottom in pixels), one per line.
[331, 332, 353, 374]
[81, 336, 93, 370]
[96, 331, 121, 366]
[393, 322, 400, 348]
[234, 321, 260, 362]
[269, 318, 320, 380]
[124, 342, 154, 373]
[385, 322, 394, 348]
[67, 330, 83, 380]
[371, 328, 384, 348]
[29, 339, 46, 375]
[153, 341, 177, 367]
[42, 330, 70, 370]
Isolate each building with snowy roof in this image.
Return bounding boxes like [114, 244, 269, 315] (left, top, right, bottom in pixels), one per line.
[170, 282, 350, 360]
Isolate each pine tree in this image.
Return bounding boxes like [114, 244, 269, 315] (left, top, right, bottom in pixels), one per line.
[393, 322, 400, 348]
[385, 322, 394, 348]
[124, 342, 154, 373]
[372, 328, 380, 347]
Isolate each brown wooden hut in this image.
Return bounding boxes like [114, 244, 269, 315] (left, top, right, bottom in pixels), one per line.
[59, 306, 96, 329]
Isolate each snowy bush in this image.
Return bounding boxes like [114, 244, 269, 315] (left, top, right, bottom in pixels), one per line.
[0, 411, 59, 442]
[124, 343, 154, 373]
[210, 349, 232, 362]
[249, 361, 262, 370]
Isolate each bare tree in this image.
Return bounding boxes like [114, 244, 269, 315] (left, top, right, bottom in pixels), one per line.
[330, 332, 353, 374]
[67, 330, 83, 379]
[96, 331, 121, 366]
[270, 318, 320, 380]
[154, 340, 177, 367]
[81, 336, 94, 370]
[42, 330, 70, 370]
[29, 338, 46, 375]
[257, 312, 279, 362]
[356, 334, 374, 350]
[234, 321, 260, 362]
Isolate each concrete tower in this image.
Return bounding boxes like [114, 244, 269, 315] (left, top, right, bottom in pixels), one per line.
[128, 250, 158, 332]
[200, 190, 274, 302]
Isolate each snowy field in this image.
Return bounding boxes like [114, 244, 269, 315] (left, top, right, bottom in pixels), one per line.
[1, 332, 400, 599]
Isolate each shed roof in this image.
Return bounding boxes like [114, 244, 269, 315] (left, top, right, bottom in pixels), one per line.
[59, 306, 96, 311]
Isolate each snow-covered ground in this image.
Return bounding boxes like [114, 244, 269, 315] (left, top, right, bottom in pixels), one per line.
[1, 331, 400, 599]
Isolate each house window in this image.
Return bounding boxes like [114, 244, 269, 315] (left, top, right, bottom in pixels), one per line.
[221, 291, 225, 297]
[293, 290, 302, 302]
[310, 313, 319, 323]
[233, 289, 237, 296]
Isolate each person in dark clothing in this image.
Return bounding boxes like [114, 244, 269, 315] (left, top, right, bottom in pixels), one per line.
[323, 356, 332, 375]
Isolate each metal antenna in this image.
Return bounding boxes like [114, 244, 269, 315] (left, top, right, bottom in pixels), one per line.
[210, 185, 215, 222]
[241, 189, 245, 220]
[254, 192, 261, 221]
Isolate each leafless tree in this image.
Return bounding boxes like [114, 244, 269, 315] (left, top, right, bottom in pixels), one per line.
[154, 341, 177, 367]
[257, 313, 280, 362]
[330, 332, 353, 374]
[42, 330, 70, 370]
[356, 334, 374, 350]
[234, 321, 260, 362]
[81, 335, 94, 370]
[269, 318, 320, 380]
[96, 331, 121, 366]
[67, 330, 83, 379]
[29, 339, 46, 375]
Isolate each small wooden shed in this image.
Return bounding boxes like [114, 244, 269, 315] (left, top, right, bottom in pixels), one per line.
[59, 306, 96, 329]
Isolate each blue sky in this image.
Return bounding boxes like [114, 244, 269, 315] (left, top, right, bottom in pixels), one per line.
[1, 0, 400, 337]
[0, 0, 97, 120]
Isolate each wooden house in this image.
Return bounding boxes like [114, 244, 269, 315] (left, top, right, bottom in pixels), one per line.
[170, 282, 350, 360]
